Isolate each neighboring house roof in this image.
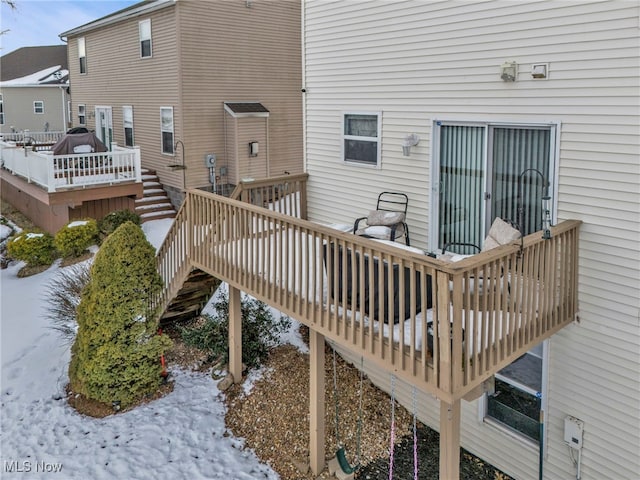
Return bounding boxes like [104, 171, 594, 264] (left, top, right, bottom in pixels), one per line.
[0, 45, 69, 85]
[59, 0, 175, 39]
[224, 102, 270, 118]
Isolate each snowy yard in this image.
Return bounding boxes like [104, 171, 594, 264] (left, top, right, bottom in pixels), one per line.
[0, 218, 291, 479]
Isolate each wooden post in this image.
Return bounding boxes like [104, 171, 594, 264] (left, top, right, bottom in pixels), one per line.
[309, 329, 325, 475]
[439, 399, 461, 480]
[228, 285, 242, 383]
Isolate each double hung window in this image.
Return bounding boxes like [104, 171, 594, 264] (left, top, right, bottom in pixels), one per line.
[139, 19, 152, 58]
[123, 106, 134, 147]
[0, 94, 4, 124]
[34, 101, 44, 114]
[343, 112, 381, 167]
[78, 37, 87, 74]
[78, 104, 86, 125]
[160, 107, 174, 154]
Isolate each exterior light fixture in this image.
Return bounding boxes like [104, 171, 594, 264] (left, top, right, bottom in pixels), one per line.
[501, 61, 517, 82]
[249, 141, 259, 157]
[402, 133, 420, 156]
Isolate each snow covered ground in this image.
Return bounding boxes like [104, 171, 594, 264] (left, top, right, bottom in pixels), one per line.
[0, 218, 301, 479]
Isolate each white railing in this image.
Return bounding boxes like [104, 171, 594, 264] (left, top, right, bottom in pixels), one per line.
[0, 142, 142, 192]
[0, 130, 65, 144]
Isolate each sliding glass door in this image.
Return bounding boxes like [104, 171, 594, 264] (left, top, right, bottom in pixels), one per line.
[435, 122, 555, 253]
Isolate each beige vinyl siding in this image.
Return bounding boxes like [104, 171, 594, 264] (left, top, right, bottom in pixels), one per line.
[67, 4, 180, 188]
[176, 0, 302, 190]
[304, 1, 640, 479]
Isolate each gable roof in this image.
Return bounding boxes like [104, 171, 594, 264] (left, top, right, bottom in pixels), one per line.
[59, 0, 175, 39]
[0, 45, 68, 84]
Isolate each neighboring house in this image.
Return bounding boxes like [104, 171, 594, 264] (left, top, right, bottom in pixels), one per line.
[59, 0, 303, 208]
[301, 1, 639, 480]
[0, 45, 70, 134]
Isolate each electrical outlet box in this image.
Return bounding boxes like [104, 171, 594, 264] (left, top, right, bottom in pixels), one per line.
[564, 416, 584, 450]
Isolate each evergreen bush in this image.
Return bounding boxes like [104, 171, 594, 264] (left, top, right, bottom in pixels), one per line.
[181, 290, 290, 369]
[6, 231, 56, 266]
[98, 210, 141, 237]
[54, 219, 99, 258]
[68, 221, 172, 409]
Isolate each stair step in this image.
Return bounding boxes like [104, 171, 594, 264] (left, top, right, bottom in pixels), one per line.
[143, 181, 162, 187]
[140, 210, 176, 219]
[136, 195, 170, 204]
[136, 202, 173, 211]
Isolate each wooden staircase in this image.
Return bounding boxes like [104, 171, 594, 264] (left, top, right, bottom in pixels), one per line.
[159, 268, 221, 325]
[135, 170, 177, 222]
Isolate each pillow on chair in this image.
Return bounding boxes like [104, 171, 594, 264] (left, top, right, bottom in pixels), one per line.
[366, 210, 405, 226]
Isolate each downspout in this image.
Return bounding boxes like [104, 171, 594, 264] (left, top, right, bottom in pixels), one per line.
[301, 0, 307, 174]
[59, 85, 67, 131]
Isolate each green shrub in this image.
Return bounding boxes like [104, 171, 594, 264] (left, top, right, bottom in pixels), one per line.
[54, 219, 99, 258]
[98, 210, 141, 237]
[68, 221, 172, 409]
[181, 290, 290, 369]
[6, 231, 56, 266]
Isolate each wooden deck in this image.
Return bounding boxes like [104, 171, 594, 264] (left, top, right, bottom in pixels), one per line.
[153, 178, 580, 478]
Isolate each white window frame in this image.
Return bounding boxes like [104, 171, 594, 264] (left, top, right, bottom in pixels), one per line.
[78, 37, 87, 74]
[123, 105, 134, 147]
[139, 19, 152, 58]
[160, 107, 174, 155]
[342, 111, 382, 168]
[0, 94, 4, 125]
[34, 101, 44, 114]
[478, 340, 550, 449]
[78, 104, 86, 125]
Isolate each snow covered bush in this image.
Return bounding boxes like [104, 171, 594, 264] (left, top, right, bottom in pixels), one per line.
[6, 230, 56, 266]
[68, 221, 172, 409]
[45, 262, 91, 342]
[54, 219, 98, 258]
[181, 291, 290, 369]
[98, 210, 140, 237]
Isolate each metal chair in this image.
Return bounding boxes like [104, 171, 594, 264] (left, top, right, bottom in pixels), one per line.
[353, 192, 410, 245]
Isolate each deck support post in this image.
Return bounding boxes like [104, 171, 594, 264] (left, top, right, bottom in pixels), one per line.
[309, 329, 325, 475]
[228, 285, 242, 383]
[439, 399, 461, 480]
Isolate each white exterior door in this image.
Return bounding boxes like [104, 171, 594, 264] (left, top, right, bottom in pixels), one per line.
[95, 106, 113, 149]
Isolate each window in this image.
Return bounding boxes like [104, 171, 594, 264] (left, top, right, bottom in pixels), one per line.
[34, 101, 44, 114]
[123, 106, 134, 147]
[160, 107, 174, 154]
[78, 37, 87, 74]
[484, 343, 545, 443]
[139, 19, 152, 58]
[78, 104, 86, 125]
[343, 112, 381, 166]
[0, 94, 4, 125]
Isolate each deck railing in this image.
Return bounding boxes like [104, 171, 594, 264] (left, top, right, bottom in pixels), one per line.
[0, 130, 65, 144]
[0, 142, 142, 193]
[154, 188, 580, 402]
[230, 173, 308, 219]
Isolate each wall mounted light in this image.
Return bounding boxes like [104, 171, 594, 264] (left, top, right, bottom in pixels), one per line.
[249, 141, 259, 157]
[501, 61, 518, 82]
[402, 133, 420, 156]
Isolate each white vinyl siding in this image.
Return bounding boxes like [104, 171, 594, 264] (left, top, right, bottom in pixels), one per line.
[303, 1, 640, 480]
